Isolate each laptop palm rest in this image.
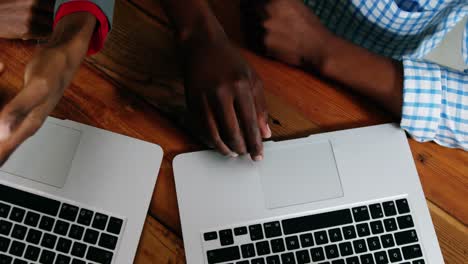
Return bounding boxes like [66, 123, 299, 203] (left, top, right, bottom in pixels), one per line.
[257, 140, 343, 209]
[1, 121, 81, 188]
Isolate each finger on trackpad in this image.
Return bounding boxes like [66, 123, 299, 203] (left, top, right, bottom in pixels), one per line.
[257, 140, 343, 209]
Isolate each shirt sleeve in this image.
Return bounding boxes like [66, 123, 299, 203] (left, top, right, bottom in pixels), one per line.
[54, 0, 115, 55]
[400, 58, 468, 150]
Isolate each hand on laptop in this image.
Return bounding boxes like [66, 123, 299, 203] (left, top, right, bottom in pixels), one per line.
[0, 13, 96, 165]
[0, 0, 53, 39]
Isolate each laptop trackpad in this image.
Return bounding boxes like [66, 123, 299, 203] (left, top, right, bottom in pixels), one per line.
[258, 141, 343, 209]
[1, 122, 81, 188]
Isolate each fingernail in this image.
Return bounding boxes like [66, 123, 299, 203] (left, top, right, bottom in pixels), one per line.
[265, 124, 272, 138]
[230, 152, 239, 158]
[0, 122, 11, 141]
[253, 155, 263, 161]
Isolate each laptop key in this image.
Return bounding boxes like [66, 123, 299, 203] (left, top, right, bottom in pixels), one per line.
[328, 228, 343, 242]
[282, 209, 352, 235]
[219, 229, 234, 246]
[11, 224, 27, 240]
[24, 245, 40, 261]
[13, 259, 26, 264]
[26, 228, 42, 244]
[53, 220, 70, 236]
[99, 233, 118, 250]
[352, 206, 370, 222]
[270, 238, 285, 253]
[369, 204, 384, 219]
[374, 250, 388, 264]
[249, 224, 264, 241]
[396, 199, 410, 214]
[383, 218, 397, 232]
[0, 184, 60, 217]
[310, 247, 325, 261]
[56, 237, 72, 254]
[353, 239, 367, 254]
[241, 243, 255, 258]
[281, 252, 296, 264]
[332, 260, 345, 264]
[256, 241, 271, 256]
[264, 221, 282, 238]
[39, 216, 55, 232]
[401, 244, 422, 260]
[9, 241, 25, 257]
[382, 202, 397, 216]
[296, 249, 311, 263]
[388, 248, 402, 262]
[204, 231, 217, 241]
[107, 217, 123, 235]
[234, 227, 247, 236]
[24, 212, 40, 227]
[0, 254, 12, 264]
[251, 258, 266, 264]
[345, 256, 359, 264]
[342, 226, 356, 240]
[0, 236, 10, 252]
[69, 224, 84, 240]
[357, 223, 371, 237]
[395, 230, 418, 245]
[412, 259, 425, 264]
[71, 242, 87, 258]
[380, 234, 395, 248]
[300, 233, 314, 247]
[77, 209, 93, 226]
[367, 236, 381, 251]
[41, 233, 57, 249]
[59, 204, 79, 222]
[325, 244, 339, 259]
[56, 254, 71, 264]
[370, 220, 384, 234]
[71, 259, 86, 264]
[39, 249, 56, 264]
[92, 213, 108, 230]
[84, 228, 99, 244]
[206, 246, 240, 264]
[360, 254, 374, 264]
[286, 235, 300, 250]
[314, 231, 328, 245]
[9, 208, 25, 223]
[0, 203, 10, 218]
[266, 255, 281, 264]
[397, 215, 414, 230]
[0, 221, 12, 236]
[338, 242, 353, 256]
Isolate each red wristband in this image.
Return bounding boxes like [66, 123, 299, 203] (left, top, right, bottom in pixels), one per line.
[54, 0, 110, 55]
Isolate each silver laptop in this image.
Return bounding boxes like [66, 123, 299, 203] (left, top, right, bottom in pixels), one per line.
[173, 124, 444, 264]
[0, 117, 163, 264]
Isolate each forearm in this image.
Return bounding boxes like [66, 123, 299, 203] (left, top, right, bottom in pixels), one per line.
[160, 0, 226, 44]
[317, 35, 404, 117]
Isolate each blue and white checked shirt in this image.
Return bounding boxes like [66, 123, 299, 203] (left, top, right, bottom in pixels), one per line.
[304, 0, 468, 150]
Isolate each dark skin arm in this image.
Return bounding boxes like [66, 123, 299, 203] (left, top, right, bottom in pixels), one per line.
[160, 0, 271, 161]
[0, 12, 96, 165]
[245, 0, 403, 117]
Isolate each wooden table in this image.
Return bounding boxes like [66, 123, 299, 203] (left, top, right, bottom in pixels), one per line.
[0, 0, 466, 263]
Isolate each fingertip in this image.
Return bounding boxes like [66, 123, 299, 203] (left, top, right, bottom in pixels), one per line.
[264, 124, 272, 138]
[0, 62, 4, 73]
[0, 121, 11, 141]
[252, 154, 264, 162]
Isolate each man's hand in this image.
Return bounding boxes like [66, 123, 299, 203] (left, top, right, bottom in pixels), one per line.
[161, 0, 271, 160]
[0, 0, 54, 39]
[0, 12, 96, 165]
[242, 0, 332, 69]
[184, 33, 270, 160]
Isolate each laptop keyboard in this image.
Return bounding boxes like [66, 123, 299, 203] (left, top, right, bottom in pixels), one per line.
[202, 198, 425, 264]
[0, 183, 125, 264]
